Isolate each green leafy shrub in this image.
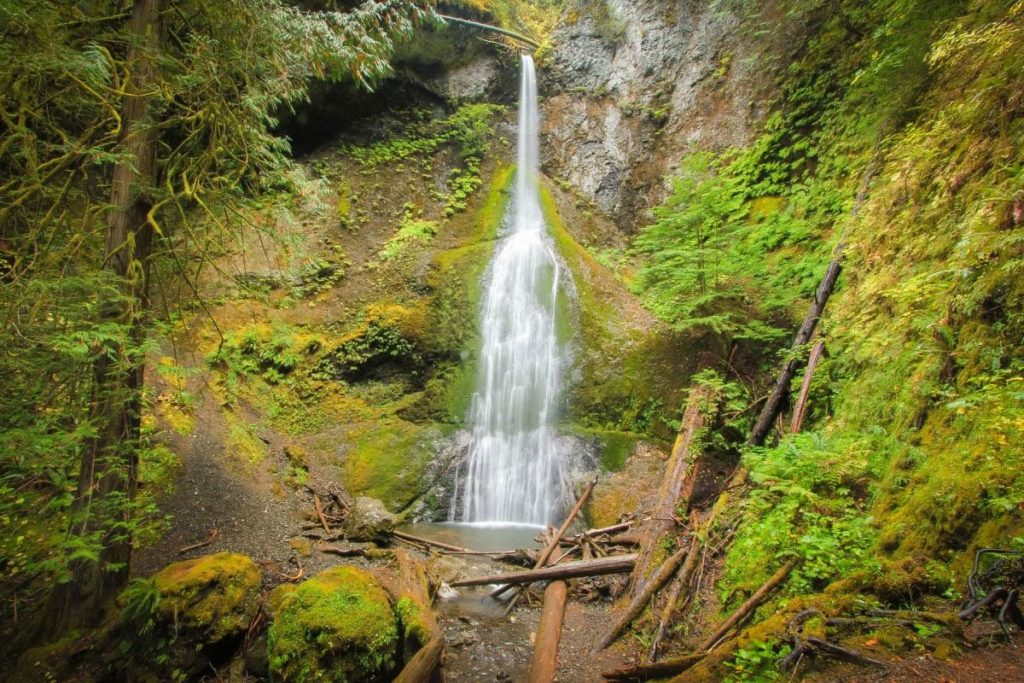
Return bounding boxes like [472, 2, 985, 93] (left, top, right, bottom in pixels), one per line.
[207, 324, 306, 385]
[720, 432, 880, 607]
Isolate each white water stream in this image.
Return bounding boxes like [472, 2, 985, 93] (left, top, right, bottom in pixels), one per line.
[451, 55, 571, 526]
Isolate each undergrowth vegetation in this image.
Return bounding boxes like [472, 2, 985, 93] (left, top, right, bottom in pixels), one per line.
[623, 0, 1024, 677]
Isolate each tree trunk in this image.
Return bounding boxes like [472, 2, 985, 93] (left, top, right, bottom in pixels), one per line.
[527, 580, 568, 683]
[394, 636, 445, 683]
[700, 558, 799, 651]
[748, 261, 841, 447]
[601, 653, 706, 681]
[41, 0, 162, 637]
[629, 386, 713, 597]
[789, 339, 825, 434]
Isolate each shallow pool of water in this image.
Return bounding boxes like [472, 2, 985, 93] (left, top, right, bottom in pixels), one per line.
[397, 521, 543, 552]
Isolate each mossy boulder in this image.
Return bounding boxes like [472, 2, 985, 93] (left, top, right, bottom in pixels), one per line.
[150, 551, 263, 644]
[343, 496, 398, 543]
[267, 566, 399, 683]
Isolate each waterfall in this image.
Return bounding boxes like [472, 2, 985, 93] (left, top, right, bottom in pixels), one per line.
[453, 54, 571, 526]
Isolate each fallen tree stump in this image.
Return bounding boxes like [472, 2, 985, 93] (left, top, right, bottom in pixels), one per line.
[453, 554, 638, 588]
[393, 635, 444, 683]
[629, 386, 715, 598]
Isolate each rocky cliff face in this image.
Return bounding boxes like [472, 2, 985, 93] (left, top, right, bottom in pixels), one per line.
[540, 0, 782, 232]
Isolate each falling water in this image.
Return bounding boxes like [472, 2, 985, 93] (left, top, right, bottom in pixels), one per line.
[453, 54, 571, 526]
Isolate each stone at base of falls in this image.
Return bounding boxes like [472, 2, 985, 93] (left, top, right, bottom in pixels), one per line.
[344, 496, 398, 543]
[267, 566, 399, 683]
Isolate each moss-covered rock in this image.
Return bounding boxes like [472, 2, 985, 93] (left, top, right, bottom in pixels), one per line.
[341, 421, 444, 513]
[150, 551, 262, 644]
[267, 566, 399, 683]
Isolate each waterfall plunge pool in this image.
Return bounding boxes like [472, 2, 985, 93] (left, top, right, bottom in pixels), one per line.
[397, 521, 543, 553]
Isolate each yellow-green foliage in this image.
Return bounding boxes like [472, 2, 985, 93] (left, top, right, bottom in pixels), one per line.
[267, 566, 398, 683]
[378, 217, 437, 262]
[826, 0, 1024, 571]
[708, 3, 1024, 636]
[224, 411, 269, 465]
[446, 0, 562, 45]
[317, 304, 427, 381]
[150, 552, 262, 643]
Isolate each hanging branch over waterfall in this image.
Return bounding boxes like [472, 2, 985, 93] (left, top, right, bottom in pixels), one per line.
[437, 14, 541, 49]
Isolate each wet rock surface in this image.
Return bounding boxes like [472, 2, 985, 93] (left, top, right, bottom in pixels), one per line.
[344, 496, 399, 543]
[540, 0, 781, 231]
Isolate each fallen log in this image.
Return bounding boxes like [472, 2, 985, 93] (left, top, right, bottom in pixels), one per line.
[393, 635, 444, 683]
[492, 477, 596, 600]
[650, 523, 704, 660]
[453, 554, 638, 588]
[701, 558, 799, 651]
[598, 515, 699, 651]
[319, 542, 392, 560]
[600, 653, 706, 681]
[748, 261, 841, 447]
[437, 13, 541, 49]
[571, 521, 634, 540]
[528, 580, 568, 683]
[789, 339, 824, 434]
[630, 386, 714, 598]
[178, 528, 218, 554]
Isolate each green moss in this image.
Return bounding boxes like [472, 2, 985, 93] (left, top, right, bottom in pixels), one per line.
[267, 566, 399, 683]
[406, 165, 513, 423]
[395, 596, 431, 650]
[836, 557, 952, 607]
[342, 421, 442, 513]
[224, 411, 269, 465]
[566, 426, 641, 472]
[539, 182, 688, 438]
[150, 552, 262, 643]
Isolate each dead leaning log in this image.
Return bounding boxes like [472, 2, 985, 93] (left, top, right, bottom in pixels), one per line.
[600, 653, 706, 682]
[528, 580, 568, 683]
[453, 554, 638, 588]
[650, 522, 704, 660]
[701, 558, 800, 651]
[436, 13, 541, 49]
[630, 386, 714, 598]
[748, 260, 841, 447]
[789, 339, 825, 434]
[598, 514, 700, 651]
[391, 549, 445, 682]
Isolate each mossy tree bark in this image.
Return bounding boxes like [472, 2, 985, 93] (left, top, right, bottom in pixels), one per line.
[42, 0, 163, 637]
